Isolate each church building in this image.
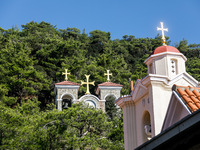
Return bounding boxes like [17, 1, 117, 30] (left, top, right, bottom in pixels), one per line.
[115, 22, 200, 150]
[54, 69, 123, 112]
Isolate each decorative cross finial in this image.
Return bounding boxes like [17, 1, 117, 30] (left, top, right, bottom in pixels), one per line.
[157, 22, 168, 46]
[62, 69, 71, 81]
[81, 75, 95, 95]
[104, 70, 112, 82]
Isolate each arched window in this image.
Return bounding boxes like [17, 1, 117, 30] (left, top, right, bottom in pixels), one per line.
[142, 111, 152, 142]
[85, 100, 96, 108]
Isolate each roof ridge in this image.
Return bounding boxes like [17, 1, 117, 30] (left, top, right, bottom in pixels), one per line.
[98, 81, 123, 87]
[55, 80, 81, 86]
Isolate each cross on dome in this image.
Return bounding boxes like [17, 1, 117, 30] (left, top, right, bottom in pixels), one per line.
[62, 69, 71, 81]
[157, 22, 168, 46]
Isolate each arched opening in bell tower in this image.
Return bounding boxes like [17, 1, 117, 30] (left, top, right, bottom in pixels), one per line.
[142, 111, 152, 142]
[61, 94, 73, 109]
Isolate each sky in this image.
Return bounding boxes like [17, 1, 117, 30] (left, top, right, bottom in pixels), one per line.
[0, 0, 200, 45]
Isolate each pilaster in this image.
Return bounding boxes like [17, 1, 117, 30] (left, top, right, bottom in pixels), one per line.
[99, 100, 106, 112]
[122, 101, 137, 150]
[57, 99, 62, 111]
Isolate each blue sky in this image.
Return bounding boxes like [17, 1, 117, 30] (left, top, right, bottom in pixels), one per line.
[0, 0, 200, 45]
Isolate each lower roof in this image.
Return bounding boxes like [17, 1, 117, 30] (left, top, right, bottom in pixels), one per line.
[173, 85, 200, 112]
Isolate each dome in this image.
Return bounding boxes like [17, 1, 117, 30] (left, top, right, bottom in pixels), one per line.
[152, 45, 180, 55]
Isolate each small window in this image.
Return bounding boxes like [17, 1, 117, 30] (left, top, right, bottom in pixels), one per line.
[171, 59, 177, 75]
[149, 63, 153, 74]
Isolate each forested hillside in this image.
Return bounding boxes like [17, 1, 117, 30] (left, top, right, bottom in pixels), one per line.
[0, 21, 200, 149]
[1, 21, 200, 107]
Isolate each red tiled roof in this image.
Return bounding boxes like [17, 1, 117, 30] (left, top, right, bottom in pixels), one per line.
[55, 80, 81, 86]
[175, 85, 200, 112]
[152, 45, 180, 55]
[98, 82, 123, 87]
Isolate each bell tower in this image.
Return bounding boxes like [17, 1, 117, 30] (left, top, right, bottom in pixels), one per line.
[96, 70, 123, 112]
[55, 69, 80, 111]
[145, 22, 187, 79]
[145, 45, 187, 79]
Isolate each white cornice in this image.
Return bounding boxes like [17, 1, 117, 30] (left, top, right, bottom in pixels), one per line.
[168, 72, 198, 87]
[115, 70, 199, 109]
[115, 95, 132, 108]
[144, 52, 187, 65]
[55, 85, 80, 89]
[141, 72, 198, 87]
[98, 86, 123, 90]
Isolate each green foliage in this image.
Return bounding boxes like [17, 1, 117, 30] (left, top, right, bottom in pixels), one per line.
[108, 111, 124, 143]
[0, 28, 49, 106]
[105, 95, 118, 120]
[0, 21, 199, 149]
[176, 39, 200, 81]
[0, 21, 167, 105]
[0, 101, 124, 149]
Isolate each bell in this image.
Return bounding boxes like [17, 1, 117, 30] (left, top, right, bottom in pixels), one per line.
[63, 102, 68, 109]
[144, 125, 151, 136]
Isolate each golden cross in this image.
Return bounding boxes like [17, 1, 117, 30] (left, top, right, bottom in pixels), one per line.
[104, 70, 112, 82]
[157, 22, 168, 46]
[81, 75, 95, 95]
[62, 69, 71, 81]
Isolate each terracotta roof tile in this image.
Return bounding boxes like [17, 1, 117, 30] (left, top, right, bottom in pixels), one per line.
[98, 82, 123, 87]
[55, 80, 81, 86]
[175, 85, 200, 112]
